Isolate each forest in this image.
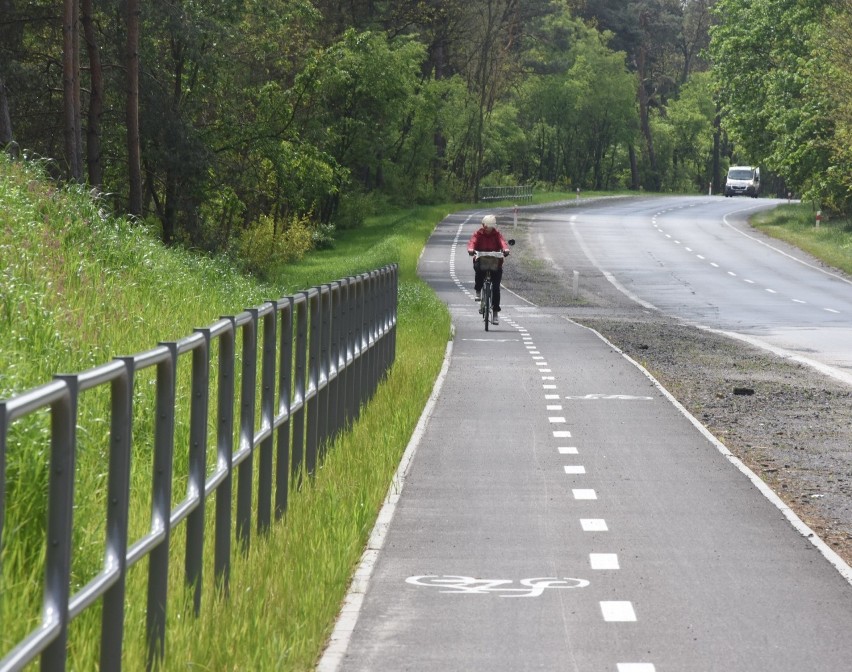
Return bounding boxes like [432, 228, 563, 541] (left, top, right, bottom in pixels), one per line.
[1, 0, 850, 264]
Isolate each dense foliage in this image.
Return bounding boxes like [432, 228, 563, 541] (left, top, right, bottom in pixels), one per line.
[710, 0, 852, 212]
[1, 0, 849, 260]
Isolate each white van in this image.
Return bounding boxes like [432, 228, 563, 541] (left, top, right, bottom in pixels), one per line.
[724, 166, 761, 198]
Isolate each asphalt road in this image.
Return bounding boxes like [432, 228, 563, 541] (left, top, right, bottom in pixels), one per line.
[319, 204, 852, 672]
[529, 196, 852, 384]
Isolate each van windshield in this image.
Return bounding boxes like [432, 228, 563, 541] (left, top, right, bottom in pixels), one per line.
[728, 169, 754, 180]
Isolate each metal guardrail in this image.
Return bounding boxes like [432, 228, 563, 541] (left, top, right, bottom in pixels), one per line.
[478, 185, 533, 202]
[0, 264, 398, 671]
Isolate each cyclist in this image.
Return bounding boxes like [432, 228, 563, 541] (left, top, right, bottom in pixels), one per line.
[467, 214, 511, 324]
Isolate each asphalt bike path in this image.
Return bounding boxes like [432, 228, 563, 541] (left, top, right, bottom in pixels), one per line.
[319, 212, 852, 672]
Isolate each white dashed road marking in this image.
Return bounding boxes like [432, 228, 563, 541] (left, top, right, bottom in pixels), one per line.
[581, 519, 608, 532]
[590, 554, 620, 570]
[600, 601, 637, 622]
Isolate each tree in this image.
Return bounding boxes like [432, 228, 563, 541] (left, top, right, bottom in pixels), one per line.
[80, 0, 103, 187]
[62, 0, 83, 180]
[710, 0, 834, 203]
[655, 71, 715, 191]
[126, 0, 142, 214]
[574, 0, 685, 190]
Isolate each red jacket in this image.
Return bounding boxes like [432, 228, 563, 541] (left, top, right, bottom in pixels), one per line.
[467, 227, 510, 267]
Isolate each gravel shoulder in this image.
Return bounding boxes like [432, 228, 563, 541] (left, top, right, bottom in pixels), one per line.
[502, 204, 852, 566]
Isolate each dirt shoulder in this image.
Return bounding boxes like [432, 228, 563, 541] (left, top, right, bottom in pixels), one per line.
[502, 207, 852, 566]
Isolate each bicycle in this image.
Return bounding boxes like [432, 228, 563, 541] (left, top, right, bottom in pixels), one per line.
[474, 251, 505, 331]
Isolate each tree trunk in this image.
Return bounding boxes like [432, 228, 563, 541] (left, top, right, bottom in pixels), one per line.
[0, 74, 12, 146]
[81, 0, 103, 188]
[712, 109, 722, 195]
[126, 0, 142, 216]
[629, 143, 640, 190]
[62, 0, 83, 181]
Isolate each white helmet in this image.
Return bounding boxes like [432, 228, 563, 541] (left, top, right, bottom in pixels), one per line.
[481, 214, 496, 229]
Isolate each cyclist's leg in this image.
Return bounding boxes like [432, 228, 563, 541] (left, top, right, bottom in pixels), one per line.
[473, 260, 484, 299]
[491, 268, 503, 312]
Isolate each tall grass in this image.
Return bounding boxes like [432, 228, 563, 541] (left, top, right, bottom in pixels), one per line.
[0, 154, 451, 669]
[752, 203, 852, 275]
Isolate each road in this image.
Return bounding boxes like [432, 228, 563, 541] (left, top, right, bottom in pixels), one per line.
[319, 199, 852, 672]
[527, 196, 852, 384]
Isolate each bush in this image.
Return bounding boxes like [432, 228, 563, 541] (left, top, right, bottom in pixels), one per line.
[235, 214, 314, 278]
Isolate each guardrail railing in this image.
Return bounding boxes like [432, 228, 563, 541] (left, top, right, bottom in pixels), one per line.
[478, 185, 534, 202]
[0, 264, 398, 671]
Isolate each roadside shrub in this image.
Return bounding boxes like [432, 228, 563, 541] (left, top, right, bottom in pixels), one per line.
[235, 214, 314, 278]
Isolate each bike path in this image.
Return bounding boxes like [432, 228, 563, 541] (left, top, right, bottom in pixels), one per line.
[319, 212, 852, 672]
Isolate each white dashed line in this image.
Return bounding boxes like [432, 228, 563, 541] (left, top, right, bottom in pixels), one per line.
[744, 278, 755, 284]
[589, 553, 620, 570]
[600, 601, 636, 622]
[548, 416, 566, 423]
[543, 384, 557, 389]
[766, 288, 777, 294]
[793, 299, 806, 304]
[564, 466, 586, 474]
[558, 447, 578, 454]
[546, 405, 563, 410]
[544, 394, 560, 400]
[696, 254, 705, 260]
[581, 519, 608, 531]
[826, 308, 841, 314]
[617, 665, 656, 672]
[573, 489, 596, 500]
[710, 262, 719, 268]
[553, 430, 572, 438]
[728, 271, 737, 277]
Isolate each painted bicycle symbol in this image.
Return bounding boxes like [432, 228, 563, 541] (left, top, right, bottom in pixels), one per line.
[405, 575, 590, 598]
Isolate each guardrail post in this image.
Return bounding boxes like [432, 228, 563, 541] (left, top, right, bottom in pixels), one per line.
[42, 376, 76, 672]
[275, 298, 293, 519]
[100, 360, 133, 670]
[214, 318, 235, 593]
[317, 285, 332, 461]
[186, 332, 210, 614]
[335, 279, 349, 434]
[258, 304, 276, 534]
[291, 293, 308, 487]
[306, 289, 321, 476]
[147, 343, 177, 670]
[236, 310, 258, 551]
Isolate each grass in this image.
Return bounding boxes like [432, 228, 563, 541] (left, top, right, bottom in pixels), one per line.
[0, 155, 451, 669]
[752, 203, 852, 275]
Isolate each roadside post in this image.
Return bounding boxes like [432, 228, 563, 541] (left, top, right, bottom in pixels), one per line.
[513, 205, 518, 229]
[816, 210, 822, 228]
